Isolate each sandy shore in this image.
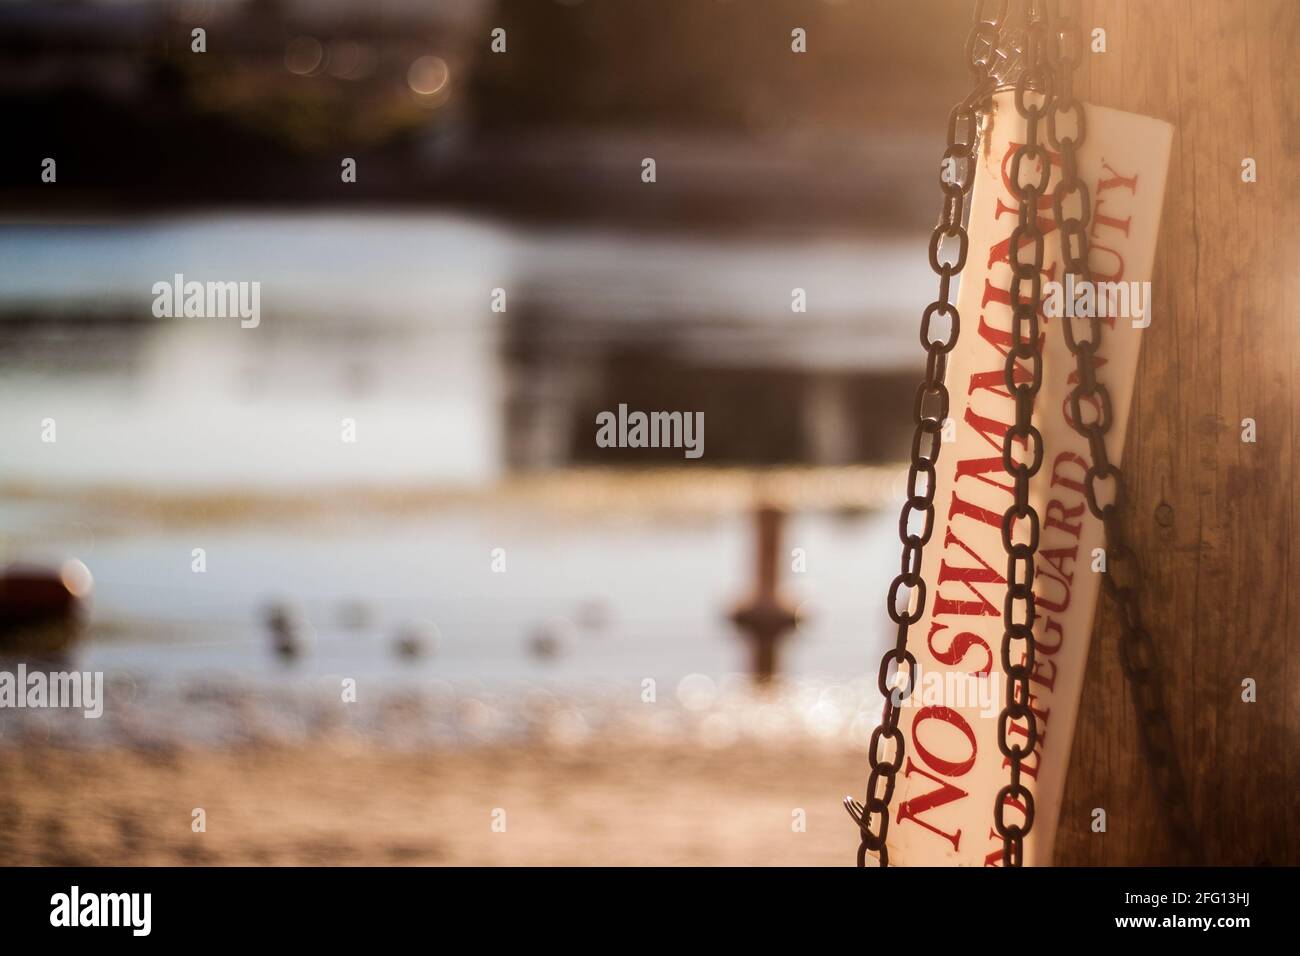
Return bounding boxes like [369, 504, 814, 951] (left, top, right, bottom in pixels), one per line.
[0, 741, 860, 866]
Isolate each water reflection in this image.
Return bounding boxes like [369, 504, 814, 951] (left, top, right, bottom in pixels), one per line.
[0, 212, 929, 488]
[0, 211, 927, 694]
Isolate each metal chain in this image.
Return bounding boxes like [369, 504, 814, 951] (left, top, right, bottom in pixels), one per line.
[992, 0, 1052, 868]
[844, 0, 1009, 869]
[848, 0, 1201, 869]
[1047, 0, 1203, 864]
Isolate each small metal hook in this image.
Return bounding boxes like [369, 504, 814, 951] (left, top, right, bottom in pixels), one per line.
[843, 795, 866, 827]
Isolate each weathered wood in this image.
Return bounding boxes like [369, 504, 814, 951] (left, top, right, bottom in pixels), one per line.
[1055, 0, 1299, 865]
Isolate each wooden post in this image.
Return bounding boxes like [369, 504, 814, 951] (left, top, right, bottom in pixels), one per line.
[729, 506, 800, 683]
[1054, 0, 1299, 865]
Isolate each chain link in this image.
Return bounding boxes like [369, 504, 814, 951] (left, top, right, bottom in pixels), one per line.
[992, 0, 1052, 868]
[850, 0, 1202, 869]
[1047, 0, 1204, 864]
[844, 0, 1009, 869]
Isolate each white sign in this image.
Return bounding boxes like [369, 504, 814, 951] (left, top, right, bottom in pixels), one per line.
[884, 92, 1173, 866]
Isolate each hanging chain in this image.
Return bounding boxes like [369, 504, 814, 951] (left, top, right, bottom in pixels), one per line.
[848, 0, 1201, 870]
[992, 0, 1052, 868]
[844, 0, 1009, 869]
[1046, 0, 1204, 863]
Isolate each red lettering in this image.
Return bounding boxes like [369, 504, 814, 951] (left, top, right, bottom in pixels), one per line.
[1050, 451, 1088, 495]
[932, 526, 1004, 618]
[912, 705, 978, 776]
[1096, 160, 1138, 195]
[926, 620, 993, 676]
[1030, 655, 1058, 692]
[1044, 498, 1084, 537]
[1038, 617, 1065, 655]
[948, 489, 1005, 532]
[1035, 561, 1072, 614]
[897, 756, 968, 852]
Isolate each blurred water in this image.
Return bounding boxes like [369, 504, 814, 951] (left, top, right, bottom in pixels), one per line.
[5, 499, 901, 681]
[0, 212, 921, 723]
[0, 212, 927, 488]
[0, 504, 902, 744]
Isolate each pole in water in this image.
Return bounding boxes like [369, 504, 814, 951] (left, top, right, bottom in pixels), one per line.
[728, 505, 800, 683]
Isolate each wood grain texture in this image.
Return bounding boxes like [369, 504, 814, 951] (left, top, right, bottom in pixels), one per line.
[1054, 0, 1299, 865]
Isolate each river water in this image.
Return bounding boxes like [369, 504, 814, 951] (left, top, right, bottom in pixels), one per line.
[0, 211, 929, 742]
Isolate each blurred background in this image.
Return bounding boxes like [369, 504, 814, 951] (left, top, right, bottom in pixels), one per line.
[0, 0, 975, 865]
